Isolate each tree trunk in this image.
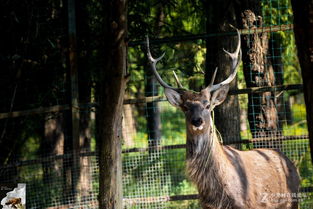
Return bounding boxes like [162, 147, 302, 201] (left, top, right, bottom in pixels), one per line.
[269, 33, 286, 150]
[42, 113, 64, 183]
[62, 111, 74, 201]
[239, 8, 280, 145]
[96, 0, 128, 208]
[122, 103, 136, 147]
[204, 0, 241, 146]
[270, 33, 285, 132]
[78, 108, 91, 199]
[291, 0, 313, 163]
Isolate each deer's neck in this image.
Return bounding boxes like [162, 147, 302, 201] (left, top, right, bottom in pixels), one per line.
[186, 124, 233, 207]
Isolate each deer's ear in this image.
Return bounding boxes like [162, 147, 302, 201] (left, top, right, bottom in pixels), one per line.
[164, 88, 182, 107]
[211, 85, 229, 107]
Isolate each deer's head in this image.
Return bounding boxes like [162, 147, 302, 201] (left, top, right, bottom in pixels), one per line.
[146, 30, 241, 135]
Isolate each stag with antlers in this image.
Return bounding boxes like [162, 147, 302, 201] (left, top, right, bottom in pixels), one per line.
[146, 30, 299, 209]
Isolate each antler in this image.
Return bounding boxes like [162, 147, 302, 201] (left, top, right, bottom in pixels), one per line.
[206, 28, 241, 92]
[173, 71, 184, 88]
[146, 36, 182, 91]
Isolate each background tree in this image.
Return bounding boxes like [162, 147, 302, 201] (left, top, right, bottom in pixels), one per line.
[203, 0, 241, 145]
[96, 0, 128, 208]
[238, 1, 281, 143]
[291, 0, 313, 163]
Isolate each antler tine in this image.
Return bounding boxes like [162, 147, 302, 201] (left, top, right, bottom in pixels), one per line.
[146, 35, 178, 90]
[208, 67, 218, 88]
[208, 29, 242, 92]
[173, 71, 184, 88]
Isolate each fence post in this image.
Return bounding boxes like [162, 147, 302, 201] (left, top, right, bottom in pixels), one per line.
[68, 0, 80, 199]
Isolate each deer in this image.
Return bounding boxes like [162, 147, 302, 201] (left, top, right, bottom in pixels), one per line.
[145, 30, 300, 209]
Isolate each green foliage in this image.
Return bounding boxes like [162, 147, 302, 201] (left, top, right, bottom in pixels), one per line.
[262, 0, 293, 26]
[160, 104, 186, 145]
[123, 148, 199, 208]
[127, 0, 207, 99]
[292, 103, 307, 123]
[127, 46, 146, 99]
[20, 137, 40, 160]
[299, 150, 313, 187]
[282, 33, 302, 86]
[170, 179, 197, 195]
[283, 103, 308, 136]
[19, 166, 64, 208]
[262, 0, 302, 87]
[166, 199, 200, 209]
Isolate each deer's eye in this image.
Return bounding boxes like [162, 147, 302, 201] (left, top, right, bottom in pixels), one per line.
[203, 100, 210, 108]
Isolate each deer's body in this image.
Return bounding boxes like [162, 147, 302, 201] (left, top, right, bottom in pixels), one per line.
[146, 29, 299, 208]
[186, 112, 299, 209]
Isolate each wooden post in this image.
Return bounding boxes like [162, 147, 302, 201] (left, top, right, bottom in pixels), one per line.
[68, 0, 80, 197]
[145, 3, 165, 149]
[145, 65, 161, 147]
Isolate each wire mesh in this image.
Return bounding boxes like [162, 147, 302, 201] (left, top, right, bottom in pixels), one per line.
[0, 0, 312, 208]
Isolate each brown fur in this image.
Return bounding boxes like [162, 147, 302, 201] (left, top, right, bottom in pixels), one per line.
[181, 92, 300, 209]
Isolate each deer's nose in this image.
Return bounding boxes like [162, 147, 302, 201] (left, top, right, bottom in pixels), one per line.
[191, 118, 203, 127]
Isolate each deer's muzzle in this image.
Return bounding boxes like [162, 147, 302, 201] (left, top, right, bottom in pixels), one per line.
[191, 117, 203, 127]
